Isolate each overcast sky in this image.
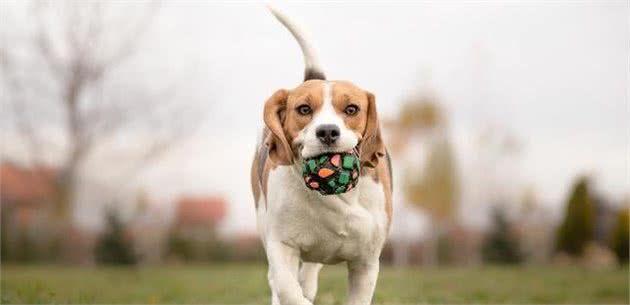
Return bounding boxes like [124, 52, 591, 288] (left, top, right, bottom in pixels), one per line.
[2, 1, 628, 234]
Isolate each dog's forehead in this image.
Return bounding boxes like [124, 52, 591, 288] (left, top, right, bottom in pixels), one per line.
[329, 80, 366, 100]
[289, 80, 366, 102]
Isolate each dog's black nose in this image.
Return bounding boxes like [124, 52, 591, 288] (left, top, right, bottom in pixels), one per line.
[316, 124, 340, 145]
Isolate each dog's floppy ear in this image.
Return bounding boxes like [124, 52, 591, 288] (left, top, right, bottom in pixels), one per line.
[264, 89, 293, 165]
[360, 92, 385, 168]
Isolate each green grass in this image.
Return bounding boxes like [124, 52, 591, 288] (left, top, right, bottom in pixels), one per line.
[1, 263, 628, 304]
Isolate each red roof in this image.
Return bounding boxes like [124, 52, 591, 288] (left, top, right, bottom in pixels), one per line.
[0, 162, 56, 205]
[175, 196, 227, 227]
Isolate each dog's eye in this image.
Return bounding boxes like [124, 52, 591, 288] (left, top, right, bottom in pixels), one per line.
[344, 105, 359, 116]
[297, 105, 312, 116]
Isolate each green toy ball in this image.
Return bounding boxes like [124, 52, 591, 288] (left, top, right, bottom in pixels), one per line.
[301, 150, 360, 195]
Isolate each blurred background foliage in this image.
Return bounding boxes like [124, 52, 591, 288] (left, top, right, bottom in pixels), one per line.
[0, 0, 626, 270]
[482, 207, 523, 264]
[555, 177, 594, 256]
[0, 1, 627, 304]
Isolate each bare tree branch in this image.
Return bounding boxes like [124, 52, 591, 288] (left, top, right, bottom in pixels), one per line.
[32, 2, 66, 78]
[2, 0, 203, 223]
[93, 1, 160, 79]
[0, 46, 46, 166]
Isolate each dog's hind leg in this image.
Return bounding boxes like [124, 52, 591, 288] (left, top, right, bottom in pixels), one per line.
[299, 262, 323, 302]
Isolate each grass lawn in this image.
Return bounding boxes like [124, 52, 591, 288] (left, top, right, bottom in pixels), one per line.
[1, 263, 628, 304]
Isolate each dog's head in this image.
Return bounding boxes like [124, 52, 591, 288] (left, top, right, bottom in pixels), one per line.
[264, 80, 385, 168]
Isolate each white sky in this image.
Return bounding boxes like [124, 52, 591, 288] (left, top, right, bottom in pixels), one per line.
[2, 1, 628, 235]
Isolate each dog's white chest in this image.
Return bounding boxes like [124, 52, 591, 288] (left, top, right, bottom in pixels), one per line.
[259, 166, 388, 264]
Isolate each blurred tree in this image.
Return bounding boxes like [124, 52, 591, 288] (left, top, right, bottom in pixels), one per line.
[393, 94, 460, 265]
[608, 207, 629, 264]
[0, 1, 202, 260]
[166, 232, 234, 262]
[404, 136, 459, 222]
[0, 211, 7, 262]
[166, 233, 195, 261]
[482, 207, 522, 264]
[555, 177, 594, 256]
[399, 98, 443, 131]
[398, 96, 459, 220]
[206, 238, 235, 262]
[94, 209, 137, 265]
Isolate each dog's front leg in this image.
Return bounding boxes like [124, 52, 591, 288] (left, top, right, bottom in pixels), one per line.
[346, 259, 380, 305]
[299, 262, 323, 302]
[266, 240, 312, 305]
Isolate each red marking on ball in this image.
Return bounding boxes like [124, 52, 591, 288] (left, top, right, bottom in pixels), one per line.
[331, 154, 341, 167]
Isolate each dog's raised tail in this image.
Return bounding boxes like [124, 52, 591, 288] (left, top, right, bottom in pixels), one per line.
[267, 4, 326, 81]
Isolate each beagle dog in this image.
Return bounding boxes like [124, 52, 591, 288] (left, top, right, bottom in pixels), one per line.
[251, 6, 392, 305]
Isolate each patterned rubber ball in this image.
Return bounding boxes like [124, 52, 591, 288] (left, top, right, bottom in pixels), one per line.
[301, 150, 360, 195]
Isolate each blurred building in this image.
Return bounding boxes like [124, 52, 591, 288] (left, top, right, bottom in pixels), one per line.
[1, 162, 117, 264]
[1, 161, 56, 213]
[167, 196, 228, 261]
[174, 196, 227, 230]
[1, 162, 59, 261]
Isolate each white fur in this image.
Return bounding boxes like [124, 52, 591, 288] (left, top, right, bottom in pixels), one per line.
[298, 82, 360, 159]
[257, 163, 387, 305]
[267, 4, 324, 77]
